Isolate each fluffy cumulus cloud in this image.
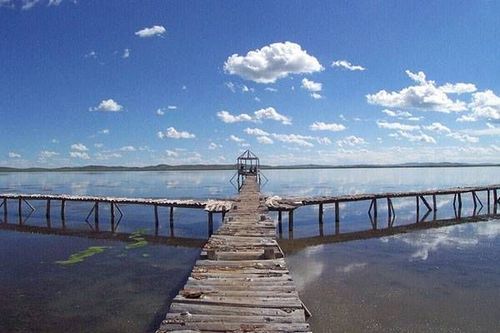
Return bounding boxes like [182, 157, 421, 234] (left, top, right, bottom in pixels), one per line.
[271, 133, 315, 147]
[70, 143, 88, 151]
[89, 99, 123, 112]
[367, 70, 473, 113]
[331, 60, 366, 71]
[465, 90, 500, 121]
[39, 150, 59, 158]
[8, 152, 21, 158]
[135, 25, 166, 38]
[394, 131, 437, 144]
[310, 121, 346, 132]
[119, 145, 136, 152]
[218, 107, 291, 125]
[229, 135, 245, 143]
[244, 128, 269, 136]
[301, 78, 323, 99]
[377, 120, 420, 131]
[424, 122, 451, 134]
[70, 151, 90, 159]
[217, 110, 253, 123]
[157, 127, 195, 139]
[224, 41, 323, 83]
[423, 122, 478, 143]
[337, 136, 366, 147]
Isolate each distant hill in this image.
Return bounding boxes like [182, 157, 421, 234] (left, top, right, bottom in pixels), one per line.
[1, 162, 499, 172]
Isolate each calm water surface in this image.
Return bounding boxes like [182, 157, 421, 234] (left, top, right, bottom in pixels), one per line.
[0, 168, 499, 332]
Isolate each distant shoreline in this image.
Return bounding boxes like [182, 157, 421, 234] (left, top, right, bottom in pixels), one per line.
[1, 163, 500, 173]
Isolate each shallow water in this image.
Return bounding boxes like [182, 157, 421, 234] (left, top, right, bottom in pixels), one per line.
[0, 167, 499, 332]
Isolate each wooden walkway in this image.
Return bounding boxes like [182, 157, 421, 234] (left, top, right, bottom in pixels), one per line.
[157, 176, 311, 332]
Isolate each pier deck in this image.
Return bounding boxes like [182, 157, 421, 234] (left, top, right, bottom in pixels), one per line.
[157, 176, 310, 332]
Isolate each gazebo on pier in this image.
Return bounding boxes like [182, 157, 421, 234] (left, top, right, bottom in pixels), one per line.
[233, 150, 262, 191]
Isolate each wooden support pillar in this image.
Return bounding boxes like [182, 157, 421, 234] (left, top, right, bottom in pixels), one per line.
[472, 191, 477, 212]
[288, 210, 294, 232]
[487, 190, 491, 214]
[46, 199, 51, 219]
[18, 198, 22, 224]
[318, 203, 323, 225]
[387, 197, 392, 227]
[154, 204, 159, 232]
[372, 199, 378, 230]
[457, 193, 462, 218]
[494, 189, 498, 214]
[277, 210, 283, 236]
[61, 199, 66, 221]
[278, 210, 282, 224]
[432, 194, 437, 211]
[94, 202, 99, 231]
[208, 211, 214, 236]
[3, 198, 7, 223]
[110, 203, 115, 232]
[416, 196, 420, 223]
[335, 201, 340, 224]
[169, 206, 174, 236]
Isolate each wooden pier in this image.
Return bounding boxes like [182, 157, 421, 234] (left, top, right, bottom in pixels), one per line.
[156, 175, 311, 332]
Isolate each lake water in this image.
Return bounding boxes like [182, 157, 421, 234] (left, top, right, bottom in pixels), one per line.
[0, 168, 499, 332]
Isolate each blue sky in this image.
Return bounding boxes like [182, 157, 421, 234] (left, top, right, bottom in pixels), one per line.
[1, 0, 499, 167]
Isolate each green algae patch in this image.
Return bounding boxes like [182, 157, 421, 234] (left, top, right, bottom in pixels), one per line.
[56, 246, 109, 265]
[126, 229, 149, 250]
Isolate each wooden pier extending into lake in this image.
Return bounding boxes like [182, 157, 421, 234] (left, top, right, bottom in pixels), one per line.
[156, 175, 311, 332]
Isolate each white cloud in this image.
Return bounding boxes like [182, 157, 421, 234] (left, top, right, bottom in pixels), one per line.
[99, 129, 110, 134]
[84, 50, 97, 59]
[48, 0, 63, 6]
[301, 78, 322, 92]
[337, 136, 366, 147]
[467, 90, 500, 120]
[439, 82, 477, 94]
[122, 48, 130, 58]
[70, 143, 88, 152]
[156, 109, 165, 116]
[424, 122, 451, 134]
[229, 135, 245, 143]
[377, 120, 420, 131]
[8, 152, 21, 158]
[244, 128, 269, 136]
[310, 121, 346, 132]
[310, 92, 323, 99]
[456, 114, 477, 122]
[39, 150, 59, 158]
[217, 110, 253, 123]
[166, 150, 178, 157]
[331, 60, 366, 71]
[265, 87, 278, 92]
[21, 0, 40, 10]
[367, 70, 469, 113]
[382, 109, 413, 118]
[395, 130, 436, 144]
[135, 25, 166, 38]
[70, 151, 90, 159]
[447, 132, 479, 143]
[168, 105, 177, 110]
[94, 143, 104, 148]
[95, 152, 121, 160]
[224, 41, 323, 83]
[316, 137, 332, 145]
[254, 107, 291, 125]
[157, 127, 195, 139]
[89, 99, 123, 112]
[465, 126, 500, 137]
[225, 82, 236, 93]
[218, 107, 291, 125]
[119, 145, 136, 152]
[208, 142, 222, 150]
[257, 136, 274, 144]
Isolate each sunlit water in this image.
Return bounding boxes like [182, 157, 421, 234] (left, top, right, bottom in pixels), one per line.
[0, 168, 499, 332]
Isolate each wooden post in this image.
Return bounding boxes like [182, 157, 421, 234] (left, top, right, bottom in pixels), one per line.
[18, 198, 22, 224]
[472, 191, 477, 212]
[457, 193, 462, 218]
[288, 210, 294, 232]
[318, 203, 323, 225]
[494, 189, 498, 214]
[169, 206, 174, 236]
[61, 199, 66, 221]
[335, 201, 340, 224]
[432, 194, 437, 211]
[278, 210, 283, 236]
[278, 210, 282, 224]
[3, 198, 7, 223]
[208, 212, 214, 236]
[46, 199, 51, 219]
[154, 204, 159, 232]
[387, 197, 392, 227]
[416, 196, 420, 223]
[94, 202, 99, 231]
[372, 199, 378, 230]
[110, 203, 115, 232]
[487, 190, 491, 214]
